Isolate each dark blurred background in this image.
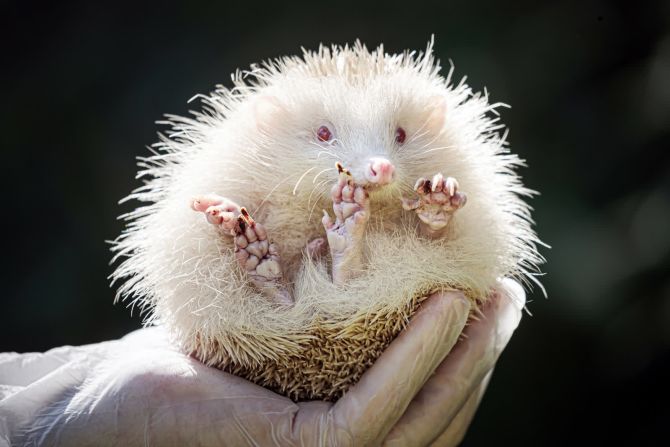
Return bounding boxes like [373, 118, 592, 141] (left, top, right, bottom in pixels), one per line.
[2, 0, 669, 444]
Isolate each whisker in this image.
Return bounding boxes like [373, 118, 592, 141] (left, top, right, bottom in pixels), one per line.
[408, 120, 431, 145]
[307, 180, 330, 223]
[316, 150, 338, 160]
[312, 167, 334, 184]
[308, 141, 338, 160]
[414, 132, 441, 152]
[253, 175, 294, 215]
[420, 144, 455, 155]
[292, 166, 317, 195]
[408, 129, 431, 146]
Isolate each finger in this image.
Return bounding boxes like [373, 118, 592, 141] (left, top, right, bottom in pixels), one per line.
[401, 197, 420, 211]
[383, 279, 525, 446]
[331, 291, 471, 446]
[322, 210, 334, 230]
[205, 206, 225, 225]
[431, 173, 444, 192]
[331, 180, 343, 202]
[429, 370, 493, 447]
[450, 191, 467, 209]
[354, 185, 368, 206]
[414, 177, 430, 195]
[333, 202, 344, 222]
[191, 194, 224, 212]
[444, 177, 458, 196]
[341, 183, 354, 201]
[0, 345, 91, 388]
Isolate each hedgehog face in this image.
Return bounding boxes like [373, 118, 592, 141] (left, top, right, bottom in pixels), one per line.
[251, 75, 450, 205]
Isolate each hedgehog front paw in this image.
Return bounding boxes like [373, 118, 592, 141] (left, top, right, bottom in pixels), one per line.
[191, 194, 241, 234]
[234, 209, 292, 306]
[322, 172, 370, 285]
[402, 173, 467, 238]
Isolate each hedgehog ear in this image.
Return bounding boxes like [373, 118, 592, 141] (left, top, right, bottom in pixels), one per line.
[425, 95, 447, 133]
[253, 95, 285, 132]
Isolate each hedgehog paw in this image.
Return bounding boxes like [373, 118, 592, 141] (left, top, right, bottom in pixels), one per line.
[402, 173, 467, 238]
[191, 194, 241, 234]
[233, 209, 292, 306]
[322, 174, 370, 285]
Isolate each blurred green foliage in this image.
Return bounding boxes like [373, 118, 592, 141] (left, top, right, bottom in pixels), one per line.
[2, 0, 668, 444]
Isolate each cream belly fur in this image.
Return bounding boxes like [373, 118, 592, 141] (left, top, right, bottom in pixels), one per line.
[111, 39, 544, 401]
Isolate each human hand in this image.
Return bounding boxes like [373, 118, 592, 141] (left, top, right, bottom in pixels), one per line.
[0, 279, 525, 446]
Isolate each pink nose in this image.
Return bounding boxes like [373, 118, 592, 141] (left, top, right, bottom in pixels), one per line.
[365, 157, 395, 185]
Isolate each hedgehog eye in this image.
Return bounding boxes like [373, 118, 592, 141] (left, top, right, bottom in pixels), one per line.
[395, 127, 406, 144]
[317, 125, 333, 142]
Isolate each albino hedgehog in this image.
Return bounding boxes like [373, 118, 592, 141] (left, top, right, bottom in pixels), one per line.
[111, 40, 544, 401]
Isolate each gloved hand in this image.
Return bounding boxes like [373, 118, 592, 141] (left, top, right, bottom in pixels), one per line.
[0, 279, 525, 447]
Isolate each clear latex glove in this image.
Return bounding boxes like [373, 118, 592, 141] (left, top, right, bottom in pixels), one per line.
[0, 279, 525, 447]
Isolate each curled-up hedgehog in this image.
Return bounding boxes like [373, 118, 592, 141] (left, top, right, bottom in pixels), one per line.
[111, 39, 544, 401]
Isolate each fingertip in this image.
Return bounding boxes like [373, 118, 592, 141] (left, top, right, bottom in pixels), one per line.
[466, 279, 526, 360]
[191, 196, 207, 212]
[422, 290, 470, 320]
[498, 299, 524, 346]
[489, 279, 526, 338]
[322, 210, 332, 228]
[499, 277, 526, 311]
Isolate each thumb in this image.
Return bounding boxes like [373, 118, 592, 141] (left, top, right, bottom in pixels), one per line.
[330, 291, 471, 445]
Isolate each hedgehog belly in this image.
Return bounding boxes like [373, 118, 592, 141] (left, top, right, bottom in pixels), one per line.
[192, 295, 426, 401]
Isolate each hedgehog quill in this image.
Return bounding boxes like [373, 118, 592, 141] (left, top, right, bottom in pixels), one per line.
[111, 39, 545, 401]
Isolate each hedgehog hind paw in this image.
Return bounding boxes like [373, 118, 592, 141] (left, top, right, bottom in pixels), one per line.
[324, 174, 370, 285]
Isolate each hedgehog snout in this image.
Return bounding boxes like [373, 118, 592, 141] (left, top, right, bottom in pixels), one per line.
[364, 156, 395, 185]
